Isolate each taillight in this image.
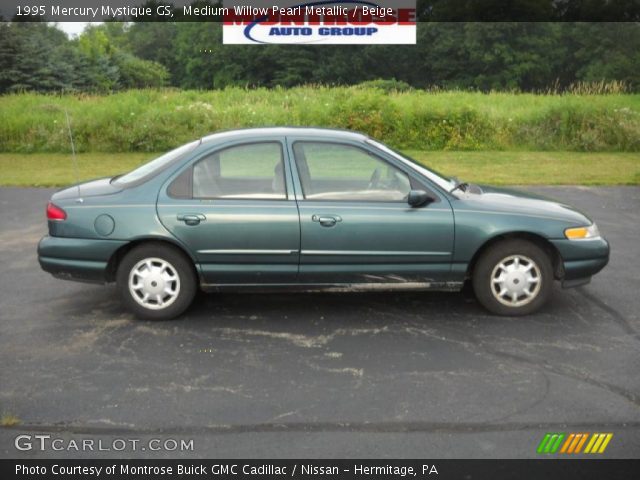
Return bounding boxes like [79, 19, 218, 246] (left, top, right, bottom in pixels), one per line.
[46, 202, 67, 221]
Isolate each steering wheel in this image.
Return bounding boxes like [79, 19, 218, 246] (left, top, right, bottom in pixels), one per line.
[367, 168, 382, 190]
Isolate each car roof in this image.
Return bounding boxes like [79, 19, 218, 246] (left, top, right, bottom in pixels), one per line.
[200, 127, 369, 145]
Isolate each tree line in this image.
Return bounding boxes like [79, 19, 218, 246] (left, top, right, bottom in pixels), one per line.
[0, 19, 638, 93]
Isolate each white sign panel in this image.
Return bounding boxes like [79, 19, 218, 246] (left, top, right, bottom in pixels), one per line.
[222, 1, 416, 45]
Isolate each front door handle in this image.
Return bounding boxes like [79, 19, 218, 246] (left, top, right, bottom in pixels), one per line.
[312, 215, 342, 227]
[177, 213, 206, 226]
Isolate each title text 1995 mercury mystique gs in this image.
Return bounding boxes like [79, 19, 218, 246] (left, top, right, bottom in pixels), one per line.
[38, 128, 609, 320]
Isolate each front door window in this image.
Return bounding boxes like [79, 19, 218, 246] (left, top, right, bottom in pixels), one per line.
[293, 142, 411, 202]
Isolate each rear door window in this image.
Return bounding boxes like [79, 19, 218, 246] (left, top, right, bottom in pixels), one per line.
[192, 142, 286, 200]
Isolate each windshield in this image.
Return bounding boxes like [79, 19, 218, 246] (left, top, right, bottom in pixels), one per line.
[112, 140, 199, 185]
[366, 139, 456, 192]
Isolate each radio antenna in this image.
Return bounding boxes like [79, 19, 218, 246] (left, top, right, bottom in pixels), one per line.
[64, 109, 82, 200]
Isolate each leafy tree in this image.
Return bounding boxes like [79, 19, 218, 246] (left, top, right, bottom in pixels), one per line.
[570, 23, 640, 90]
[1, 15, 638, 93]
[0, 23, 21, 92]
[0, 22, 78, 92]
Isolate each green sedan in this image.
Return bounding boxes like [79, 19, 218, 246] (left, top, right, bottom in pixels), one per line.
[38, 128, 609, 320]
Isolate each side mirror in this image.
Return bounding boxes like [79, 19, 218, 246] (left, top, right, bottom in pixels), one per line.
[407, 189, 433, 207]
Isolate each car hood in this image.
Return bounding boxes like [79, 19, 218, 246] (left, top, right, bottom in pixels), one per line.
[454, 185, 592, 225]
[52, 177, 123, 201]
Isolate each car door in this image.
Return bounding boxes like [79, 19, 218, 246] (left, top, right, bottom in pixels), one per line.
[157, 139, 300, 285]
[287, 138, 455, 285]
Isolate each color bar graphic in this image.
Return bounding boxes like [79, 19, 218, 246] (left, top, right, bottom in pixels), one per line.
[584, 433, 613, 454]
[537, 433, 613, 454]
[560, 432, 589, 454]
[537, 433, 565, 454]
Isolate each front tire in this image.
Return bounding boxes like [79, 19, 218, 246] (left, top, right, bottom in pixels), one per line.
[472, 239, 553, 316]
[117, 243, 197, 320]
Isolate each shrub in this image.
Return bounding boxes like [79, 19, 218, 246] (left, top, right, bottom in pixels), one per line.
[355, 79, 413, 93]
[0, 87, 638, 152]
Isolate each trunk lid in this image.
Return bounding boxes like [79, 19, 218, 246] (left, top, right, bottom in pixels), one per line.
[52, 177, 123, 201]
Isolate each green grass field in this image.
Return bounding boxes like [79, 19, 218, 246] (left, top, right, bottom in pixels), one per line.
[2, 151, 637, 187]
[0, 88, 639, 153]
[1, 88, 638, 187]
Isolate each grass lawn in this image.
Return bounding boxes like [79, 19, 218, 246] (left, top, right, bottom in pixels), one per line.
[408, 151, 640, 186]
[0, 151, 638, 187]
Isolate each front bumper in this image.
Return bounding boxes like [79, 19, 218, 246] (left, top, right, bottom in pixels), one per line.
[550, 237, 610, 287]
[38, 235, 128, 284]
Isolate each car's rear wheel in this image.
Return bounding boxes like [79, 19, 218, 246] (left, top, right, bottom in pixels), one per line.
[116, 243, 196, 320]
[472, 239, 553, 316]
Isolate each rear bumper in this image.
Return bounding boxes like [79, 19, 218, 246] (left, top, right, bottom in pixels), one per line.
[550, 237, 610, 287]
[38, 235, 128, 284]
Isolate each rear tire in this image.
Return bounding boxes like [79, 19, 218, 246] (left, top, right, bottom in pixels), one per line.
[472, 239, 553, 316]
[116, 243, 197, 320]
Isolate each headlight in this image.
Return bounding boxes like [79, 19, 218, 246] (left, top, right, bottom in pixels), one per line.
[565, 223, 600, 240]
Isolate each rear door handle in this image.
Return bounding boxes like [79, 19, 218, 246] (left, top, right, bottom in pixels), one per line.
[312, 215, 342, 227]
[177, 213, 206, 226]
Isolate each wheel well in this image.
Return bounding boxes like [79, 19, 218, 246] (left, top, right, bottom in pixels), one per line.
[105, 239, 198, 283]
[466, 232, 564, 280]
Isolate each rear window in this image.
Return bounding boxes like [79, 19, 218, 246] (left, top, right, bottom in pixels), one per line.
[112, 140, 199, 186]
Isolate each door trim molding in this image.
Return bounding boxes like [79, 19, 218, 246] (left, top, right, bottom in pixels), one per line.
[300, 250, 451, 256]
[198, 249, 298, 255]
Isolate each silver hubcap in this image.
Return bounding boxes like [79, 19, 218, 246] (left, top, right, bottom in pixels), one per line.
[128, 257, 180, 310]
[490, 254, 542, 307]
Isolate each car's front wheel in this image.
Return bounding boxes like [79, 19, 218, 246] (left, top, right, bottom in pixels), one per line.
[472, 239, 553, 316]
[116, 243, 197, 320]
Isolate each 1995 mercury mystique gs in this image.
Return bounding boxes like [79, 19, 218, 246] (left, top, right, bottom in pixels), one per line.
[38, 128, 609, 320]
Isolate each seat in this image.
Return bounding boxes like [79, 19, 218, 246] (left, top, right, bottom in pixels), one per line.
[292, 144, 313, 196]
[272, 162, 285, 195]
[193, 155, 221, 198]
